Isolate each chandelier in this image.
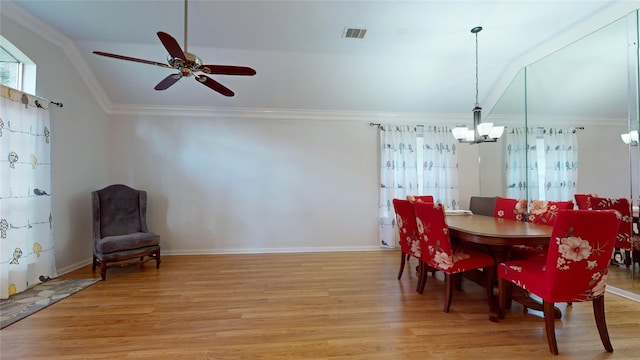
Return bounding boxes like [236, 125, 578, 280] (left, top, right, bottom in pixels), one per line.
[452, 26, 504, 144]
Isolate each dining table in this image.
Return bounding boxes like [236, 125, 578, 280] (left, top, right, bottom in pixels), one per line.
[445, 213, 557, 322]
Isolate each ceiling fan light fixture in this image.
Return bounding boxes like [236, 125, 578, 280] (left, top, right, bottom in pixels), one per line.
[92, 0, 255, 96]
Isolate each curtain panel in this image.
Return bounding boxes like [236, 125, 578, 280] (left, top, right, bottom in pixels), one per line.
[377, 123, 459, 249]
[503, 126, 578, 202]
[0, 85, 57, 299]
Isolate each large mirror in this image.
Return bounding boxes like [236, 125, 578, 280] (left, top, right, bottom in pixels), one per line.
[482, 9, 640, 294]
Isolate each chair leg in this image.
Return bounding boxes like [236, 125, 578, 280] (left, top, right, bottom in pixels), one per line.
[397, 252, 407, 280]
[593, 296, 614, 353]
[416, 260, 423, 293]
[155, 249, 161, 268]
[92, 255, 97, 271]
[100, 261, 107, 281]
[484, 266, 494, 310]
[443, 273, 455, 313]
[543, 300, 559, 355]
[417, 260, 428, 294]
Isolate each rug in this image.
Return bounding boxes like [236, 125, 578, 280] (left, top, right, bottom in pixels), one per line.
[0, 278, 100, 329]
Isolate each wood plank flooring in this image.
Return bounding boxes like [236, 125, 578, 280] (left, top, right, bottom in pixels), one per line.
[1, 251, 640, 359]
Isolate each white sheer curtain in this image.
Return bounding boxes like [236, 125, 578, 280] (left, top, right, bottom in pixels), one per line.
[0, 85, 57, 299]
[420, 125, 460, 208]
[378, 124, 419, 248]
[377, 124, 459, 249]
[542, 128, 578, 201]
[504, 126, 578, 202]
[503, 128, 530, 199]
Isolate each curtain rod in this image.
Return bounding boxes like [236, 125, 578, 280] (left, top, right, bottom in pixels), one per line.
[0, 85, 63, 108]
[369, 122, 425, 127]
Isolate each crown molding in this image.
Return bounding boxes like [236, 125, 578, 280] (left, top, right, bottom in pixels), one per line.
[108, 103, 470, 123]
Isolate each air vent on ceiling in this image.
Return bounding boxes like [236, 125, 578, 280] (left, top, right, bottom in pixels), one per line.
[343, 27, 367, 39]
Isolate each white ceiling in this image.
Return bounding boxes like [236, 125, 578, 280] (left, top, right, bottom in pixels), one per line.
[2, 0, 637, 117]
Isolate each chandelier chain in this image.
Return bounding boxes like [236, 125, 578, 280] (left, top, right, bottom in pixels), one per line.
[475, 30, 479, 107]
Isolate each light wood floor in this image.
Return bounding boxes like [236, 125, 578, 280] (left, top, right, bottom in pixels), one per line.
[2, 251, 640, 360]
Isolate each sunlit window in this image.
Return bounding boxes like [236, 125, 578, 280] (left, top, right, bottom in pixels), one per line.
[0, 45, 22, 90]
[0, 36, 36, 94]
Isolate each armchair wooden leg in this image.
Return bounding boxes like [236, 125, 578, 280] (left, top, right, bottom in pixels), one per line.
[593, 296, 614, 353]
[92, 255, 98, 271]
[397, 252, 407, 280]
[543, 300, 559, 355]
[100, 262, 107, 281]
[155, 250, 161, 268]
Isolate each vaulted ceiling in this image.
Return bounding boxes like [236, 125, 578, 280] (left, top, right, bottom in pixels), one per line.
[2, 0, 637, 118]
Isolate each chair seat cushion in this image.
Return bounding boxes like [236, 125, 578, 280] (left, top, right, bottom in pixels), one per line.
[428, 245, 494, 274]
[95, 232, 160, 254]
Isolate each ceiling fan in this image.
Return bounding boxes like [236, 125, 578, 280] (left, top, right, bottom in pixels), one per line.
[92, 0, 256, 97]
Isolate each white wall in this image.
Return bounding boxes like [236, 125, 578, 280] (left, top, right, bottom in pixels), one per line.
[1, 15, 110, 273]
[4, 7, 629, 271]
[107, 114, 385, 254]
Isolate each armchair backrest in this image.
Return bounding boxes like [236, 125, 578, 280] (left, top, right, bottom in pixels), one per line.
[528, 200, 574, 226]
[414, 202, 454, 268]
[406, 195, 434, 204]
[469, 196, 497, 216]
[574, 193, 598, 210]
[542, 210, 620, 302]
[393, 199, 421, 257]
[92, 184, 148, 238]
[493, 197, 528, 221]
[590, 197, 633, 250]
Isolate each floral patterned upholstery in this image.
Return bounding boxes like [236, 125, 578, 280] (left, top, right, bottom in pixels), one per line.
[574, 193, 598, 210]
[414, 202, 494, 313]
[493, 197, 528, 221]
[406, 195, 434, 203]
[392, 199, 421, 282]
[590, 197, 634, 251]
[528, 200, 574, 225]
[498, 209, 621, 355]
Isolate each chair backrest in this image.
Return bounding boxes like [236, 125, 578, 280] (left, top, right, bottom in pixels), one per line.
[407, 195, 434, 203]
[392, 199, 420, 257]
[542, 210, 620, 302]
[574, 193, 597, 210]
[527, 200, 574, 226]
[590, 197, 633, 250]
[414, 202, 454, 268]
[469, 196, 497, 216]
[92, 184, 147, 238]
[493, 197, 528, 221]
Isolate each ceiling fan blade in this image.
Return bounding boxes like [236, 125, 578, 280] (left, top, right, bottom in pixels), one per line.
[93, 51, 172, 68]
[157, 31, 186, 61]
[199, 65, 256, 76]
[195, 75, 234, 97]
[154, 73, 182, 90]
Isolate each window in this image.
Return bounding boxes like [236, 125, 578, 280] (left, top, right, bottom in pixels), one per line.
[0, 36, 36, 94]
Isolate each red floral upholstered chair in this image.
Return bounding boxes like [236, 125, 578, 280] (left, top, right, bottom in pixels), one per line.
[528, 200, 575, 225]
[493, 197, 528, 221]
[498, 210, 620, 355]
[414, 202, 494, 313]
[574, 193, 598, 210]
[406, 195, 434, 203]
[511, 200, 574, 259]
[392, 199, 421, 286]
[591, 197, 634, 266]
